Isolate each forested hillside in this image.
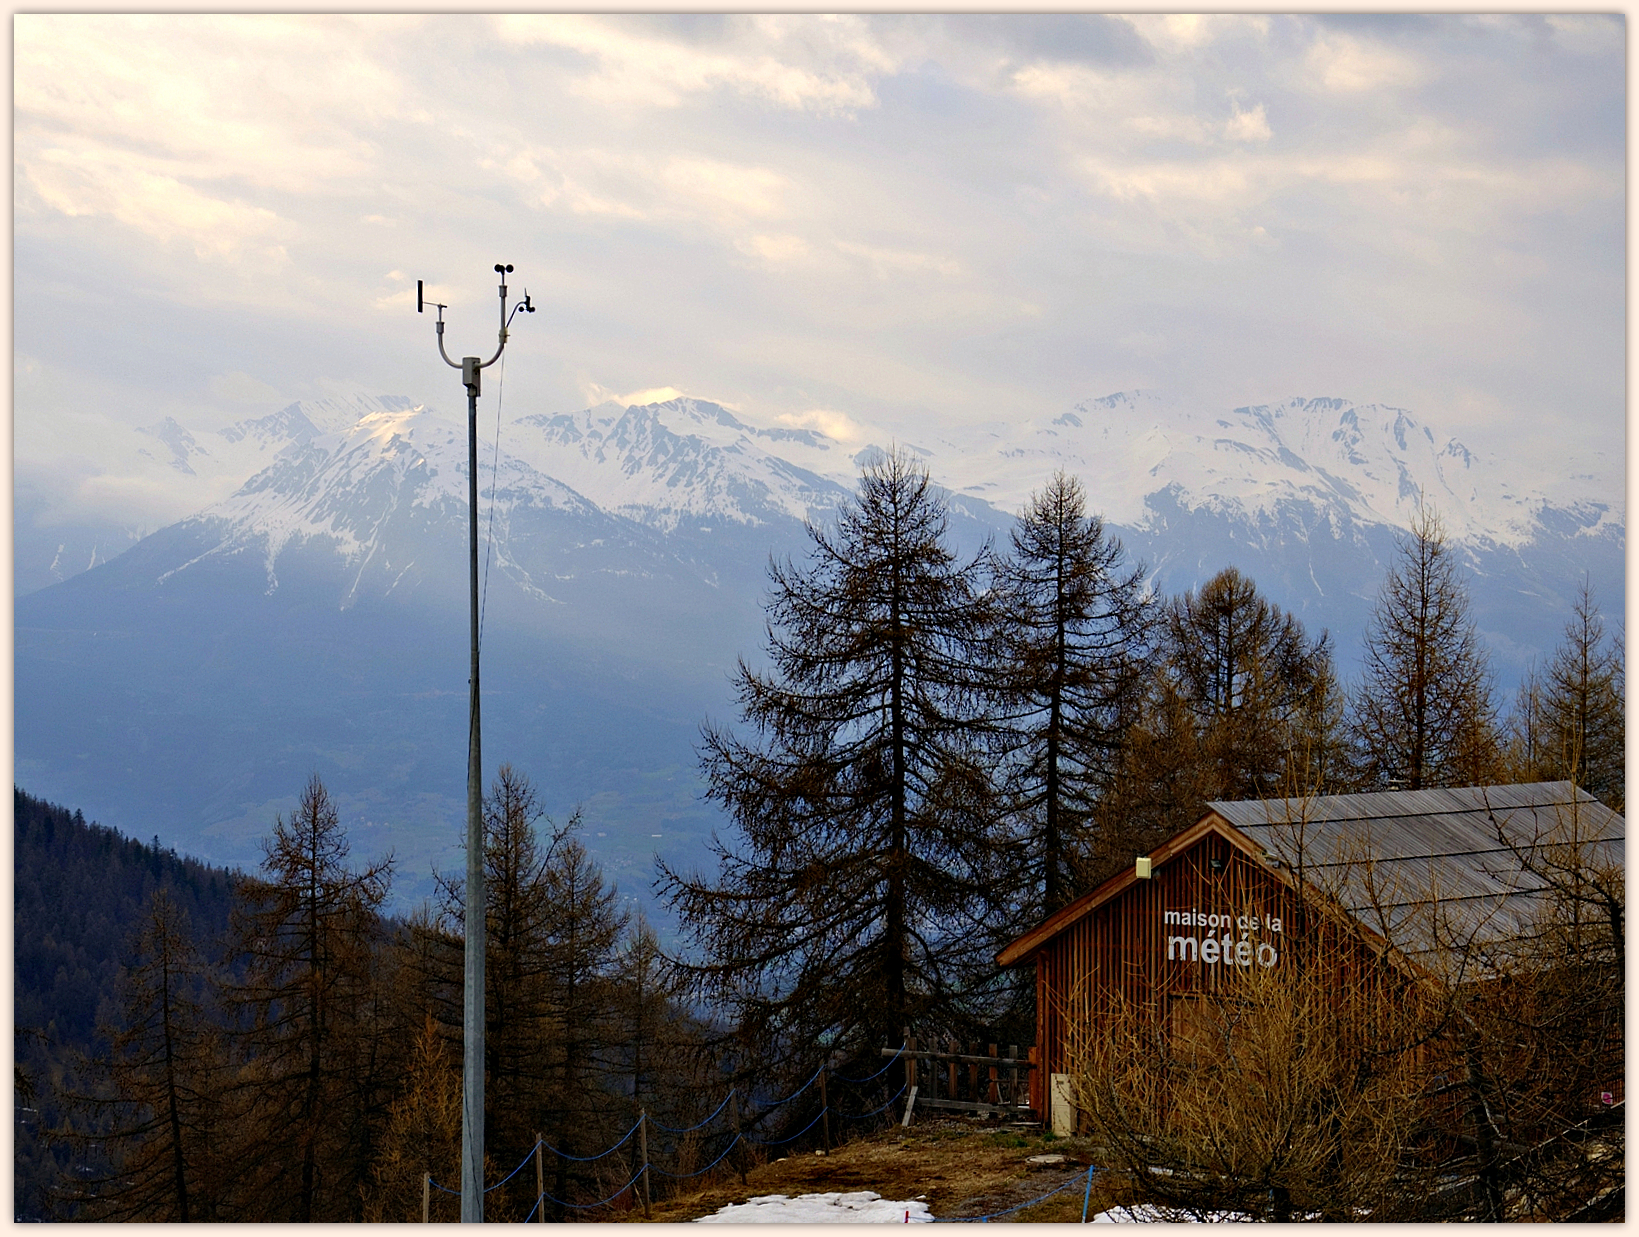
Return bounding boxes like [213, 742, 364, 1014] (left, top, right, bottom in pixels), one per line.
[13, 789, 242, 1220]
[14, 776, 732, 1222]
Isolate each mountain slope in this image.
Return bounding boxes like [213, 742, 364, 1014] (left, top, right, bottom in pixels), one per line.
[14, 388, 1622, 920]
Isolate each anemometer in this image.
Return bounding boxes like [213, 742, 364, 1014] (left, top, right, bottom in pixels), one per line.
[418, 265, 534, 397]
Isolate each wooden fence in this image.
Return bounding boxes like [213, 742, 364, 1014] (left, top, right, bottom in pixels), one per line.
[881, 1036, 1037, 1120]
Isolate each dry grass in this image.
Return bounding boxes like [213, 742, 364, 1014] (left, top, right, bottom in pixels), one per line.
[586, 1117, 1132, 1223]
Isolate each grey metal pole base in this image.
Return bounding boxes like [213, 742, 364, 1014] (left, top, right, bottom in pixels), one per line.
[461, 376, 486, 1223]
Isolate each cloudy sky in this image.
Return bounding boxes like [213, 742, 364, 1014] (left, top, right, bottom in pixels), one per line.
[14, 13, 1626, 535]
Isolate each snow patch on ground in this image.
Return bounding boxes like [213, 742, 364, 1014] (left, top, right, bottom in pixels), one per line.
[694, 1191, 935, 1223]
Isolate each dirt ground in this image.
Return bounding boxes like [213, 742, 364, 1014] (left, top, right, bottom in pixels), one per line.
[596, 1116, 1133, 1224]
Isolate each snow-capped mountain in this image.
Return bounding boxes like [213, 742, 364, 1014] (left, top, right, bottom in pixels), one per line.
[30, 383, 1623, 676]
[510, 397, 855, 533]
[15, 393, 424, 593]
[135, 395, 414, 496]
[178, 400, 604, 604]
[15, 386, 1621, 919]
[912, 391, 1620, 553]
[24, 387, 1619, 609]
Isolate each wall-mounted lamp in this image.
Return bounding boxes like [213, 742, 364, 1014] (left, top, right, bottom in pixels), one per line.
[1209, 856, 1226, 873]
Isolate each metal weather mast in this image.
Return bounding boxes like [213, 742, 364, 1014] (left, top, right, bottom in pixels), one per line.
[417, 266, 534, 1223]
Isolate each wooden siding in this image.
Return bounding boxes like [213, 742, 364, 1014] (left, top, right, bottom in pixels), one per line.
[1001, 783, 1625, 1146]
[1029, 824, 1405, 1086]
[1035, 828, 1287, 1081]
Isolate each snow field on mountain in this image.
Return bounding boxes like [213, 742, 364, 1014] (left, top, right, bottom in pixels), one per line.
[123, 387, 1620, 568]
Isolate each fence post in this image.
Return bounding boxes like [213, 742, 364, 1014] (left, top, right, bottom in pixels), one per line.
[948, 1039, 958, 1102]
[729, 1089, 747, 1185]
[1029, 1045, 1040, 1118]
[639, 1108, 652, 1220]
[903, 1028, 917, 1093]
[988, 1043, 1000, 1107]
[535, 1133, 545, 1224]
[1008, 1044, 1018, 1111]
[423, 1172, 430, 1224]
[820, 1067, 832, 1153]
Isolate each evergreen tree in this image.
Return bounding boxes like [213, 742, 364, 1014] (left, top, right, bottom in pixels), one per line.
[52, 889, 228, 1221]
[1353, 504, 1501, 789]
[1093, 568, 1337, 878]
[540, 831, 626, 1216]
[661, 449, 1007, 1077]
[1163, 566, 1336, 801]
[428, 766, 626, 1216]
[221, 774, 394, 1221]
[361, 1013, 464, 1222]
[1534, 581, 1624, 810]
[990, 472, 1153, 913]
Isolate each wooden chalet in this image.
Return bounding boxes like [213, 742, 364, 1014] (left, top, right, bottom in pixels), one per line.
[997, 782, 1625, 1131]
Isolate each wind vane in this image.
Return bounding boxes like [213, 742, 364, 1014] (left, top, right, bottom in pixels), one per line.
[417, 265, 533, 1223]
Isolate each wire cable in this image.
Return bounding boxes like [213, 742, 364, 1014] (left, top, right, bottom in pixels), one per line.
[646, 1089, 737, 1134]
[478, 349, 505, 646]
[483, 1140, 542, 1193]
[836, 1082, 908, 1120]
[832, 1043, 907, 1084]
[740, 1107, 827, 1147]
[751, 1064, 825, 1110]
[539, 1116, 642, 1161]
[930, 1164, 1099, 1223]
[646, 1134, 743, 1179]
[536, 1165, 648, 1211]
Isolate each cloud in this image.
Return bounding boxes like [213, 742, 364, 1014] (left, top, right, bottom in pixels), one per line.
[834, 241, 962, 281]
[15, 14, 406, 194]
[497, 147, 790, 230]
[9, 12, 1623, 524]
[209, 372, 284, 404]
[1124, 13, 1271, 52]
[777, 408, 869, 443]
[1305, 33, 1426, 93]
[1225, 102, 1272, 143]
[735, 233, 814, 266]
[492, 14, 890, 113]
[20, 146, 290, 262]
[620, 386, 689, 407]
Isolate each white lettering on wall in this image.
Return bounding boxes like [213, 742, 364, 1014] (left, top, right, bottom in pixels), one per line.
[1163, 907, 1281, 967]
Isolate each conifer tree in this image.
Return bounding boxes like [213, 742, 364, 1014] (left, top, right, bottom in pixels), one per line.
[477, 767, 564, 1171]
[661, 449, 1007, 1075]
[222, 774, 393, 1222]
[361, 1013, 464, 1222]
[1093, 567, 1337, 879]
[540, 829, 627, 1216]
[1534, 580, 1624, 810]
[53, 888, 227, 1221]
[615, 913, 683, 1122]
[429, 765, 625, 1216]
[1163, 566, 1336, 801]
[1353, 504, 1501, 789]
[1097, 677, 1216, 865]
[990, 472, 1153, 912]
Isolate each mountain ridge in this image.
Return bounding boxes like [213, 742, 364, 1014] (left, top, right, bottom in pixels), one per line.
[15, 386, 1621, 920]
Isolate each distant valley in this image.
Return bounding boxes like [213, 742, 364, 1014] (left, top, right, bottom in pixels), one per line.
[15, 390, 1623, 922]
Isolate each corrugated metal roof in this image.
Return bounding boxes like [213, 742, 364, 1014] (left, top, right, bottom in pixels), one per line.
[1209, 782, 1624, 956]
